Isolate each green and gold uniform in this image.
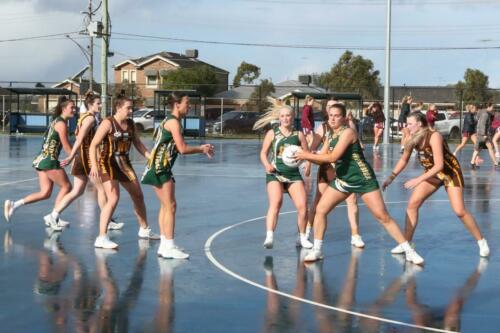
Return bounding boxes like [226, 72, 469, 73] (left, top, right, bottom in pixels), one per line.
[329, 126, 379, 193]
[141, 115, 179, 186]
[32, 116, 65, 170]
[416, 131, 464, 188]
[266, 127, 303, 188]
[71, 112, 98, 176]
[99, 117, 137, 182]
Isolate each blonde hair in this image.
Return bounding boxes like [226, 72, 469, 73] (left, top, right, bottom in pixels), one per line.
[404, 111, 432, 151]
[253, 102, 294, 130]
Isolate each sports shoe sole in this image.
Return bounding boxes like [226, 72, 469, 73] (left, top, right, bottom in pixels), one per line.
[4, 200, 11, 222]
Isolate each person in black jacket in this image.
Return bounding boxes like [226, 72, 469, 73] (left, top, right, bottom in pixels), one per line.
[453, 104, 478, 156]
[398, 95, 412, 153]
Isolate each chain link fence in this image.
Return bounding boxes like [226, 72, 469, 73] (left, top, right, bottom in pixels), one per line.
[2, 80, 499, 140]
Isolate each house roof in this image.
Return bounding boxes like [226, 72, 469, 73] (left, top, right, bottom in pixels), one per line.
[114, 51, 229, 74]
[3, 87, 77, 95]
[214, 80, 327, 100]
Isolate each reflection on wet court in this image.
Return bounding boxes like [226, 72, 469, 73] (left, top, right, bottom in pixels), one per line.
[1, 135, 499, 332]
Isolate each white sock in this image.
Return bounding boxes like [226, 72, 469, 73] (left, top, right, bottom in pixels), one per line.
[51, 210, 59, 220]
[400, 241, 411, 252]
[161, 235, 166, 242]
[313, 239, 323, 251]
[305, 225, 312, 238]
[266, 230, 274, 239]
[13, 199, 25, 210]
[163, 238, 174, 249]
[300, 233, 308, 242]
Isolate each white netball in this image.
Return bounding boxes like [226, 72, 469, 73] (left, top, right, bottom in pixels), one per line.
[282, 145, 302, 168]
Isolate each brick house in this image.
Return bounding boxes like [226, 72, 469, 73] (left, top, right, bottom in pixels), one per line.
[113, 50, 229, 107]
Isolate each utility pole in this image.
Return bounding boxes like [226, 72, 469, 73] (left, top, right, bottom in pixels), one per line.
[101, 0, 109, 117]
[87, 0, 94, 92]
[383, 0, 392, 145]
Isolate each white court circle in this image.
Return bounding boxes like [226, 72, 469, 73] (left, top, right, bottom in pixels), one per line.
[205, 198, 500, 333]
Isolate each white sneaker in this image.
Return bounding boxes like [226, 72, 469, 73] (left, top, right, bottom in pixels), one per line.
[304, 249, 324, 262]
[400, 263, 423, 284]
[43, 214, 63, 231]
[263, 237, 273, 249]
[108, 219, 124, 230]
[478, 238, 490, 257]
[351, 235, 365, 248]
[300, 238, 313, 249]
[159, 246, 189, 259]
[477, 257, 488, 274]
[57, 218, 70, 228]
[405, 248, 424, 265]
[94, 235, 118, 249]
[138, 227, 160, 240]
[158, 257, 186, 275]
[4, 200, 14, 222]
[43, 232, 61, 253]
[391, 241, 415, 254]
[138, 239, 150, 251]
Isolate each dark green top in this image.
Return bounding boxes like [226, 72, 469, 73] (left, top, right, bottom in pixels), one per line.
[32, 116, 65, 170]
[147, 114, 180, 174]
[329, 126, 378, 192]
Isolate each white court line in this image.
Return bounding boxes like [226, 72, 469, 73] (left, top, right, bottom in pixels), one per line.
[0, 177, 38, 187]
[205, 198, 500, 333]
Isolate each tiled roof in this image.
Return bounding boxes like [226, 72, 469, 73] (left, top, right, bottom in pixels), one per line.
[125, 51, 228, 73]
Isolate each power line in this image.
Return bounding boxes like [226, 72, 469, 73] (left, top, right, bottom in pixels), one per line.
[112, 31, 500, 51]
[0, 32, 80, 43]
[232, 0, 500, 5]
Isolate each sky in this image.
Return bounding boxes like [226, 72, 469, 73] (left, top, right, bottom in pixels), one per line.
[1, 0, 500, 88]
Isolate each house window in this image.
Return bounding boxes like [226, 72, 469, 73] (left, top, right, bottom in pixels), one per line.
[146, 75, 158, 87]
[121, 70, 129, 83]
[130, 70, 136, 83]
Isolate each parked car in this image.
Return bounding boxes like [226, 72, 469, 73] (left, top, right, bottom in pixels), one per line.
[132, 109, 165, 132]
[212, 111, 259, 134]
[433, 111, 462, 140]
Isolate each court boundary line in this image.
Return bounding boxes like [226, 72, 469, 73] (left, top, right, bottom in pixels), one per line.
[205, 198, 500, 333]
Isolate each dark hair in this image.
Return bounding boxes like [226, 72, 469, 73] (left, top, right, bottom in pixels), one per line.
[84, 93, 101, 110]
[53, 96, 74, 119]
[330, 103, 346, 117]
[113, 94, 132, 114]
[370, 102, 382, 113]
[166, 92, 189, 108]
[408, 111, 428, 127]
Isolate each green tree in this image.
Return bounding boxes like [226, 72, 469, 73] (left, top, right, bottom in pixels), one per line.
[455, 68, 491, 105]
[233, 61, 261, 87]
[246, 79, 275, 112]
[161, 65, 219, 97]
[313, 51, 381, 99]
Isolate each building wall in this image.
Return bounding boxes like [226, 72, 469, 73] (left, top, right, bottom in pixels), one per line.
[114, 58, 229, 107]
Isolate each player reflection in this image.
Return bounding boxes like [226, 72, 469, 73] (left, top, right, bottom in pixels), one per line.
[361, 259, 486, 332]
[405, 259, 487, 332]
[4, 230, 71, 331]
[93, 241, 148, 332]
[261, 251, 307, 332]
[149, 259, 186, 332]
[261, 248, 362, 332]
[308, 248, 362, 332]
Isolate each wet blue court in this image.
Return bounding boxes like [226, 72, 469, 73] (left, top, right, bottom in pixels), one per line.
[1, 134, 499, 333]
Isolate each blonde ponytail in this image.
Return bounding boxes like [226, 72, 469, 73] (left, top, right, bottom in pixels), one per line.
[253, 102, 294, 131]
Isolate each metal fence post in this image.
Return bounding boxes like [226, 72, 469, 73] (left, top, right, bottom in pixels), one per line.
[220, 97, 224, 135]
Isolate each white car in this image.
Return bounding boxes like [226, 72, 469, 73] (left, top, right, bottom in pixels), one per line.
[433, 111, 462, 140]
[132, 109, 161, 132]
